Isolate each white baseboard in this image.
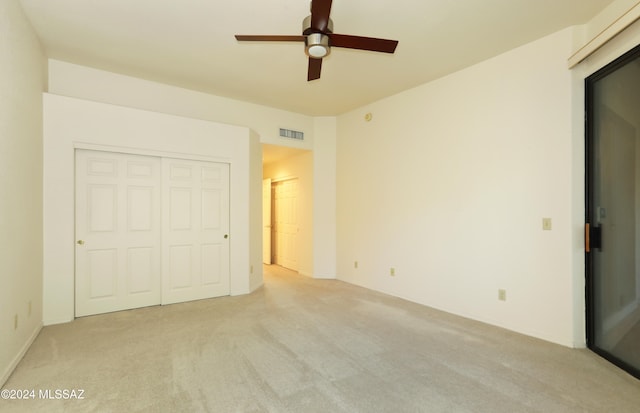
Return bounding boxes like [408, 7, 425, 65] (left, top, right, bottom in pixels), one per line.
[0, 323, 42, 387]
[43, 317, 73, 326]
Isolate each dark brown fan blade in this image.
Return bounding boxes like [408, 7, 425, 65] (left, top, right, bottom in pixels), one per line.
[310, 0, 333, 32]
[235, 35, 305, 42]
[329, 33, 398, 53]
[308, 58, 322, 81]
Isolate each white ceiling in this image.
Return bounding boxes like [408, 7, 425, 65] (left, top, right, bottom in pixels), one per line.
[20, 0, 612, 117]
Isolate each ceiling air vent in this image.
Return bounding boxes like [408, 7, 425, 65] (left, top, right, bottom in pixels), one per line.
[279, 128, 304, 141]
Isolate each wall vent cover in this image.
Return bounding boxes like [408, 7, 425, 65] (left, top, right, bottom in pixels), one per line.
[279, 128, 304, 140]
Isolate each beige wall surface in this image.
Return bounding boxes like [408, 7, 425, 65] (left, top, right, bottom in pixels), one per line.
[0, 0, 46, 386]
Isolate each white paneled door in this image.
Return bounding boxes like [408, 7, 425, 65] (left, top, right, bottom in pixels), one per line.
[262, 178, 272, 264]
[162, 158, 230, 305]
[75, 150, 162, 317]
[272, 179, 298, 271]
[75, 150, 230, 317]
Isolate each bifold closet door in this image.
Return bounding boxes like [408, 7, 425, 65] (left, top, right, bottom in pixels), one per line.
[75, 150, 162, 317]
[162, 158, 230, 305]
[76, 150, 231, 317]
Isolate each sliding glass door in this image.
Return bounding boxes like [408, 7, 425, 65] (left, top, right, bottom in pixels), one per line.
[586, 44, 640, 379]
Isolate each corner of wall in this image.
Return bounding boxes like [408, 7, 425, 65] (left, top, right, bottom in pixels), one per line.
[312, 116, 337, 279]
[249, 129, 264, 292]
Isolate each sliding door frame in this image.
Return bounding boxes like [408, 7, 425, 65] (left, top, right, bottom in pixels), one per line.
[585, 42, 640, 380]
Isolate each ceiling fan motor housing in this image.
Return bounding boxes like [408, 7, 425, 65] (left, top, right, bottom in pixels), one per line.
[303, 15, 333, 59]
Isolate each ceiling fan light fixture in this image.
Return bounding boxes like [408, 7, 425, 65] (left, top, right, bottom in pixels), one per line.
[305, 33, 330, 58]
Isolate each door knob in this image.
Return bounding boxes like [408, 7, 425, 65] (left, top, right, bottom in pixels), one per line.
[224, 234, 228, 239]
[77, 240, 85, 245]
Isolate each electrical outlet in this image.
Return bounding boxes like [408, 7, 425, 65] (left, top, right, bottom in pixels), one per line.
[354, 261, 358, 269]
[542, 218, 552, 231]
[390, 268, 396, 276]
[14, 314, 18, 330]
[498, 289, 507, 301]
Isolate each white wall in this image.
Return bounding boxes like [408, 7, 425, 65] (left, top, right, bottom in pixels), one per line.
[263, 151, 314, 277]
[48, 60, 314, 150]
[43, 94, 262, 325]
[337, 28, 578, 347]
[0, 0, 46, 385]
[313, 117, 337, 279]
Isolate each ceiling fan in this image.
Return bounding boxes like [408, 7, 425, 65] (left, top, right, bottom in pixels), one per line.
[235, 0, 399, 81]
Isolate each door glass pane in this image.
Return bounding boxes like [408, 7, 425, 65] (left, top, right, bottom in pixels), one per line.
[588, 47, 640, 378]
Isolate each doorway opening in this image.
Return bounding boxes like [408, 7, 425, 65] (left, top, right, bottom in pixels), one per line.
[261, 144, 312, 274]
[585, 43, 640, 379]
[271, 178, 299, 271]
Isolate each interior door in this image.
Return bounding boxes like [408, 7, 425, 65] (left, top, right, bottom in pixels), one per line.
[586, 45, 640, 379]
[162, 158, 230, 304]
[272, 179, 298, 271]
[263, 178, 272, 264]
[75, 150, 162, 316]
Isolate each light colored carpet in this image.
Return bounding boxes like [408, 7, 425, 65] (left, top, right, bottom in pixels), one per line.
[1, 265, 639, 412]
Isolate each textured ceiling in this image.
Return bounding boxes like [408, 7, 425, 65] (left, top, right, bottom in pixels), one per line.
[20, 0, 613, 116]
